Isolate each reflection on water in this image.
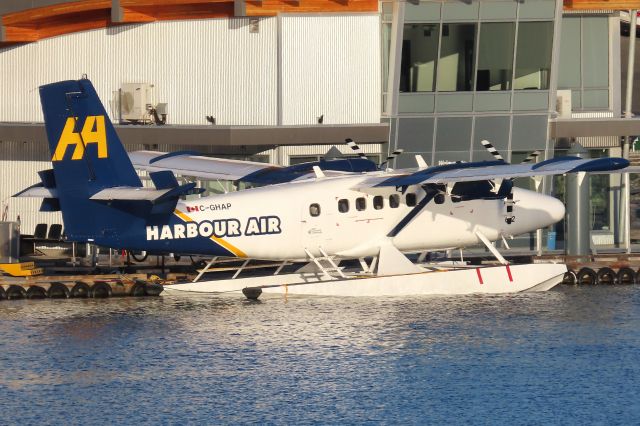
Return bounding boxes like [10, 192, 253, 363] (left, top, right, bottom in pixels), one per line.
[1, 287, 639, 424]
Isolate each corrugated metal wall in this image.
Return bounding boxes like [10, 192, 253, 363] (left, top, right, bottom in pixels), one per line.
[0, 142, 62, 234]
[0, 14, 383, 232]
[0, 15, 382, 126]
[280, 14, 381, 125]
[0, 18, 279, 125]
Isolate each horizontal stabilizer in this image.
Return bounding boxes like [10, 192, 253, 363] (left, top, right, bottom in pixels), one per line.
[89, 187, 172, 201]
[14, 184, 57, 198]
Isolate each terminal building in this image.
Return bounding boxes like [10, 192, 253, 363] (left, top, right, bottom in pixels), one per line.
[1, 0, 639, 253]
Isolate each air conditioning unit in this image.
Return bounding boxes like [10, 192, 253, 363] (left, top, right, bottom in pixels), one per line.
[556, 90, 572, 119]
[120, 83, 154, 122]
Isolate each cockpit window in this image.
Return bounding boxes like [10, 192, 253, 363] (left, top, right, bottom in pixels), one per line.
[356, 197, 366, 211]
[451, 180, 495, 202]
[338, 199, 349, 213]
[389, 194, 400, 208]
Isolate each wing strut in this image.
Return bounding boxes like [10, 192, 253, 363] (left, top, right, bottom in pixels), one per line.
[475, 230, 508, 265]
[387, 185, 438, 237]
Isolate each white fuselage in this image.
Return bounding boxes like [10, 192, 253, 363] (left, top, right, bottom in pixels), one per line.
[167, 174, 565, 261]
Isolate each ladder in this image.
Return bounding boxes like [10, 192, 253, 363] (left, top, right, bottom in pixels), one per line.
[304, 247, 346, 279]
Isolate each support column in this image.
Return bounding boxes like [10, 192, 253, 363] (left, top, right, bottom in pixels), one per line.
[566, 143, 590, 256]
[621, 9, 637, 253]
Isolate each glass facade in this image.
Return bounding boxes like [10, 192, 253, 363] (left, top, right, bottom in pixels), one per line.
[385, 0, 560, 166]
[557, 15, 611, 110]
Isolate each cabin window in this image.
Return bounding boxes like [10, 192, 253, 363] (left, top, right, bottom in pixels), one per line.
[406, 193, 417, 207]
[373, 195, 384, 210]
[338, 199, 350, 213]
[309, 203, 321, 217]
[389, 194, 400, 208]
[356, 197, 366, 211]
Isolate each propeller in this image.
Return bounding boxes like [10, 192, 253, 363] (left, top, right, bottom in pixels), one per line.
[521, 150, 541, 164]
[344, 139, 404, 170]
[480, 140, 505, 162]
[345, 138, 368, 159]
[379, 148, 404, 169]
[479, 140, 525, 225]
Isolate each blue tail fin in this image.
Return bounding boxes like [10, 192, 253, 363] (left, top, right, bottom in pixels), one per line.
[40, 79, 143, 242]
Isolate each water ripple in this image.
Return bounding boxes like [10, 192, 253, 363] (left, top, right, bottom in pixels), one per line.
[0, 287, 639, 424]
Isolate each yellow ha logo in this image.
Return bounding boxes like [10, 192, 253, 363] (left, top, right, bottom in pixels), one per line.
[52, 116, 108, 161]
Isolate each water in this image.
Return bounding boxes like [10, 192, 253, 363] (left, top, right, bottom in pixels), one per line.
[1, 286, 639, 425]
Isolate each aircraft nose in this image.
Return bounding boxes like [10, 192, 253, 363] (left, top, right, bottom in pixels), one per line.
[547, 196, 566, 223]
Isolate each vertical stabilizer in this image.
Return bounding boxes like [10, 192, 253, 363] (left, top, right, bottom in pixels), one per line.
[39, 79, 143, 242]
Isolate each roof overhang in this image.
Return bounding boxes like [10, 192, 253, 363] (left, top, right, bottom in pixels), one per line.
[0, 0, 378, 45]
[563, 0, 640, 10]
[0, 122, 389, 147]
[550, 118, 640, 138]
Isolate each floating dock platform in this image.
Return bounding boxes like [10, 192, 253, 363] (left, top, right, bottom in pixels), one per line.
[0, 273, 163, 300]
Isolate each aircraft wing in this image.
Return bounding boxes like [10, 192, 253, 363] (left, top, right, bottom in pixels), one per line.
[129, 150, 280, 181]
[129, 150, 378, 184]
[359, 157, 630, 188]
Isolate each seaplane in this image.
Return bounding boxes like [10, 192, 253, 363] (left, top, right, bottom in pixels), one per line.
[15, 79, 631, 298]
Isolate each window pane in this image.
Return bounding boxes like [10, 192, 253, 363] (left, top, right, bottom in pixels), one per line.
[558, 17, 581, 89]
[436, 23, 476, 92]
[338, 199, 349, 213]
[514, 22, 553, 90]
[309, 204, 321, 217]
[382, 23, 392, 93]
[356, 197, 366, 211]
[406, 193, 417, 207]
[374, 195, 384, 210]
[289, 156, 318, 165]
[582, 17, 609, 88]
[435, 117, 472, 152]
[476, 23, 514, 91]
[401, 24, 440, 92]
[389, 194, 400, 208]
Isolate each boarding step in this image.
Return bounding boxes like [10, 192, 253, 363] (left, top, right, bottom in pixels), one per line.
[304, 247, 346, 278]
[0, 262, 44, 277]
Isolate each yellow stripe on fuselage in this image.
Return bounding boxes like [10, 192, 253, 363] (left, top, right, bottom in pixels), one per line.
[173, 209, 247, 258]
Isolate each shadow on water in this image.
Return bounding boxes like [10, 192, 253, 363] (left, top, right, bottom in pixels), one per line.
[0, 286, 639, 424]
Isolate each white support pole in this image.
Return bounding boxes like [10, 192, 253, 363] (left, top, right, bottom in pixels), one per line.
[623, 10, 637, 253]
[475, 231, 508, 265]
